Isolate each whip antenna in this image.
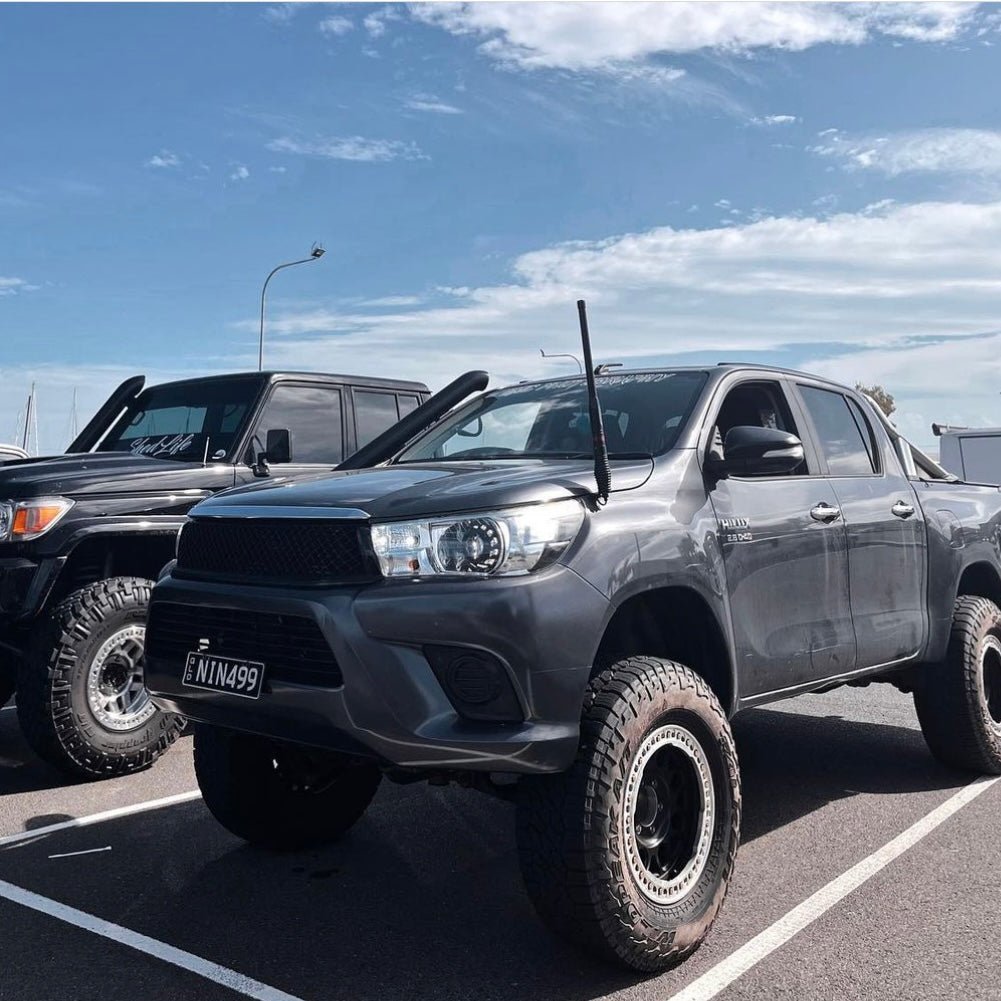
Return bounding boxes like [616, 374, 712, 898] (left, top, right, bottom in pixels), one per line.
[576, 299, 611, 503]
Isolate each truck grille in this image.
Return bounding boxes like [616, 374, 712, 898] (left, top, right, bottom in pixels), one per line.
[146, 601, 343, 688]
[175, 518, 376, 585]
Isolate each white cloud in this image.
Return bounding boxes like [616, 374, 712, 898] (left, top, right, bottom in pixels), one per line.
[145, 150, 181, 169]
[263, 3, 300, 25]
[267, 135, 427, 163]
[405, 94, 464, 115]
[0, 276, 39, 297]
[752, 114, 799, 126]
[269, 165, 287, 173]
[410, 2, 978, 72]
[364, 7, 400, 37]
[242, 198, 1001, 436]
[229, 164, 250, 181]
[319, 15, 353, 36]
[811, 128, 1001, 176]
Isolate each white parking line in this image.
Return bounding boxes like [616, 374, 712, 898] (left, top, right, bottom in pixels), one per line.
[0, 878, 307, 1001]
[0, 791, 202, 849]
[668, 775, 1001, 1001]
[48, 846, 113, 860]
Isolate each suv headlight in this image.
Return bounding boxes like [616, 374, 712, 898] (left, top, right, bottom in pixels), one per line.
[0, 497, 74, 543]
[370, 499, 585, 578]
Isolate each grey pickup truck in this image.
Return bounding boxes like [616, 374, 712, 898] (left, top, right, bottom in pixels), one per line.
[146, 361, 1001, 972]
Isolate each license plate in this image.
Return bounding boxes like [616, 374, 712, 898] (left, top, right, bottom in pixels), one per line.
[182, 652, 265, 699]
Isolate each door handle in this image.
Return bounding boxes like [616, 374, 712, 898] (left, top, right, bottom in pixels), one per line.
[891, 500, 915, 519]
[810, 502, 841, 523]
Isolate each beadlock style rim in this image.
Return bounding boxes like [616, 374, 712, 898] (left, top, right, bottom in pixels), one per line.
[85, 625, 155, 732]
[981, 635, 1001, 729]
[623, 722, 715, 905]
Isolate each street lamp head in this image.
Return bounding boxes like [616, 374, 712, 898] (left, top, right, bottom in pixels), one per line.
[310, 243, 325, 259]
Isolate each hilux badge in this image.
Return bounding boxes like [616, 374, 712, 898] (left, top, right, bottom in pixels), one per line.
[719, 517, 752, 543]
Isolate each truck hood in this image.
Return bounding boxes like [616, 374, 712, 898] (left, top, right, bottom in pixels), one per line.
[0, 452, 235, 499]
[193, 458, 655, 521]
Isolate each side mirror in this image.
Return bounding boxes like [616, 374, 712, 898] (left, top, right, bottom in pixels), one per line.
[719, 426, 804, 477]
[251, 428, 293, 477]
[265, 428, 292, 464]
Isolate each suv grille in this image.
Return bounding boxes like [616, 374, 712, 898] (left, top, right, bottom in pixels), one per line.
[176, 518, 376, 585]
[146, 601, 342, 688]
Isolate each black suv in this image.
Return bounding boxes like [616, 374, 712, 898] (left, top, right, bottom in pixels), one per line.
[147, 363, 1001, 971]
[0, 370, 429, 778]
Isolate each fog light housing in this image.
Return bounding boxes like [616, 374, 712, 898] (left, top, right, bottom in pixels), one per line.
[424, 645, 523, 722]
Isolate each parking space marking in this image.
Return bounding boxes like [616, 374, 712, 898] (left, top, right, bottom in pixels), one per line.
[0, 790, 201, 849]
[0, 878, 307, 1001]
[667, 775, 1000, 1001]
[48, 846, 112, 859]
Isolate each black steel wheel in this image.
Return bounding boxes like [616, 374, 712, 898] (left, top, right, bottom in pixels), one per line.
[516, 656, 740, 972]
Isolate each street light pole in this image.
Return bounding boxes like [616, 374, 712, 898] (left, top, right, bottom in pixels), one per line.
[258, 243, 325, 371]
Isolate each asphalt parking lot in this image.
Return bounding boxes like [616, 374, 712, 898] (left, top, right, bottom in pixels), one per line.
[2, 684, 999, 1001]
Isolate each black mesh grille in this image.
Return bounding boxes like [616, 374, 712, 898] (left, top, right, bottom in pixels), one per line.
[146, 601, 342, 687]
[176, 518, 376, 585]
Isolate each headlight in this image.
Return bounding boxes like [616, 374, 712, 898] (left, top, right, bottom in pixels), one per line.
[370, 499, 585, 578]
[0, 497, 74, 543]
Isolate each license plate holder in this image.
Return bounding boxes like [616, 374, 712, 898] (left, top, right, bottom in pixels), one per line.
[182, 652, 265, 699]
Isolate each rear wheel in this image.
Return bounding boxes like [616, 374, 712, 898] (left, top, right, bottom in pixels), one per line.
[516, 657, 741, 972]
[16, 577, 184, 779]
[194, 726, 382, 850]
[914, 595, 1001, 774]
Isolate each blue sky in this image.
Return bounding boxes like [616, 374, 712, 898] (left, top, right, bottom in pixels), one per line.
[3, 1, 1001, 451]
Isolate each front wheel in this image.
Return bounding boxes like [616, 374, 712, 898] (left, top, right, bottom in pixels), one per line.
[516, 657, 741, 972]
[194, 726, 382, 850]
[914, 595, 1001, 774]
[16, 577, 184, 779]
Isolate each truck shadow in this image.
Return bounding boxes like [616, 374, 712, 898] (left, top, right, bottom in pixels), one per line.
[3, 704, 976, 1001]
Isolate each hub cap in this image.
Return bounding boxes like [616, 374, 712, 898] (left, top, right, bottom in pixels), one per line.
[85, 625, 155, 732]
[623, 723, 715, 905]
[982, 636, 1001, 729]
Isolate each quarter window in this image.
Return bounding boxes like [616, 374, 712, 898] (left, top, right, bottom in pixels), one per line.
[799, 386, 876, 476]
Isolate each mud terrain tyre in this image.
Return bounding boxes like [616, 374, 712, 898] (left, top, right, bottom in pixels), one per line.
[516, 657, 741, 973]
[194, 726, 383, 850]
[914, 595, 1001, 774]
[16, 577, 184, 779]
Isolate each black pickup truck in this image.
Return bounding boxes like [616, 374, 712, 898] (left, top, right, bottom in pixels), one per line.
[146, 362, 1001, 972]
[0, 369, 430, 778]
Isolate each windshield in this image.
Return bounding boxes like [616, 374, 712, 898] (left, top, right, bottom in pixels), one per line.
[97, 377, 261, 461]
[396, 371, 708, 463]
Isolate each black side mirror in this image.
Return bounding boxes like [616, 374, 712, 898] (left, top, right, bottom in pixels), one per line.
[719, 425, 804, 477]
[251, 428, 292, 478]
[265, 428, 292, 464]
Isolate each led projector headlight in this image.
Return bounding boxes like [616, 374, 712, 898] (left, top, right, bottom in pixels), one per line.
[370, 499, 585, 578]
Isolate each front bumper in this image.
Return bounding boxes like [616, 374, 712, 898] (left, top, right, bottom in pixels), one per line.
[146, 567, 609, 774]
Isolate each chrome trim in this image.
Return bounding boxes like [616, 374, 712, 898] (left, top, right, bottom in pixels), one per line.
[192, 505, 370, 520]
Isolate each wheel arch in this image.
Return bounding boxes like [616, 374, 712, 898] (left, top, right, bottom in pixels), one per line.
[955, 560, 1001, 609]
[46, 531, 178, 609]
[593, 584, 735, 716]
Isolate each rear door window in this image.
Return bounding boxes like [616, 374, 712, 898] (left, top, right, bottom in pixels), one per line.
[355, 391, 402, 448]
[799, 386, 877, 476]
